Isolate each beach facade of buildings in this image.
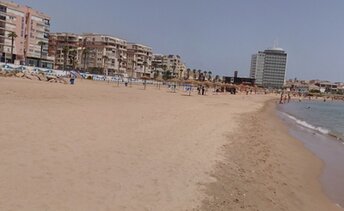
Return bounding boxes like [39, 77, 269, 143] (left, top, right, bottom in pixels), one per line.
[48, 32, 82, 70]
[48, 33, 191, 80]
[0, 0, 53, 67]
[250, 47, 287, 89]
[0, 0, 219, 86]
[126, 43, 152, 78]
[152, 54, 187, 79]
[285, 79, 344, 95]
[0, 1, 208, 81]
[79, 33, 128, 76]
[49, 33, 130, 77]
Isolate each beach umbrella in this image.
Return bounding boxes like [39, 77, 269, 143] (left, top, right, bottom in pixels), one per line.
[168, 78, 181, 84]
[180, 79, 194, 96]
[115, 73, 123, 87]
[214, 82, 223, 87]
[214, 82, 224, 92]
[168, 78, 181, 92]
[140, 76, 150, 90]
[155, 76, 164, 89]
[181, 79, 193, 85]
[202, 81, 213, 88]
[191, 80, 202, 86]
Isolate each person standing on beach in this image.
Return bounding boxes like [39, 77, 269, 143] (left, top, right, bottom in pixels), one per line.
[70, 71, 77, 85]
[279, 92, 284, 104]
[288, 93, 291, 103]
[283, 95, 288, 104]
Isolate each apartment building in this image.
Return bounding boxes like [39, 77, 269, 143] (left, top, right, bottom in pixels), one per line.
[0, 1, 52, 67]
[152, 54, 186, 78]
[80, 33, 127, 76]
[48, 32, 82, 69]
[127, 43, 152, 78]
[250, 47, 287, 88]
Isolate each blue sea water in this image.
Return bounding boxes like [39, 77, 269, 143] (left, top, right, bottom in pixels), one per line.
[278, 100, 344, 208]
[279, 100, 344, 142]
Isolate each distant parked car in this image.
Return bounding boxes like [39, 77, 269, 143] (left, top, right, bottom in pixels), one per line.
[31, 68, 44, 74]
[14, 66, 26, 72]
[41, 69, 55, 76]
[2, 64, 15, 71]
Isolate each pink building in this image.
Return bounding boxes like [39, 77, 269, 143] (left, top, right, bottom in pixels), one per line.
[0, 1, 53, 67]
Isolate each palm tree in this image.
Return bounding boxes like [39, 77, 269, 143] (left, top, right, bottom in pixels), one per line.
[208, 71, 212, 81]
[117, 56, 122, 74]
[81, 38, 88, 71]
[179, 69, 183, 79]
[102, 55, 109, 76]
[143, 60, 148, 76]
[186, 68, 191, 80]
[203, 71, 208, 81]
[162, 70, 172, 81]
[38, 41, 46, 67]
[192, 69, 196, 80]
[162, 64, 167, 71]
[172, 66, 176, 78]
[69, 49, 77, 69]
[142, 60, 148, 89]
[62, 46, 69, 70]
[130, 60, 136, 87]
[82, 48, 90, 71]
[214, 75, 220, 82]
[115, 55, 123, 86]
[8, 32, 17, 64]
[197, 69, 202, 80]
[153, 69, 159, 79]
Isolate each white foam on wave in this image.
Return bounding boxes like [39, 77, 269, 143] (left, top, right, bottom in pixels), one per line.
[282, 112, 330, 135]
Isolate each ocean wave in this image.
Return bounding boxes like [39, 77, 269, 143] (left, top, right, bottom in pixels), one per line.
[282, 112, 330, 135]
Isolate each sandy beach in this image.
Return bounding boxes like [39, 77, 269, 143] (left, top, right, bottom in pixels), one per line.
[0, 78, 340, 210]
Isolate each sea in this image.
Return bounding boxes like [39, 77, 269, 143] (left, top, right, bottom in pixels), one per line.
[278, 100, 344, 208]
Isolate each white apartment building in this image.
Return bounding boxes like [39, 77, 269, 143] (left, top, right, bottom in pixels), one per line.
[80, 33, 127, 76]
[250, 47, 287, 88]
[152, 54, 187, 78]
[127, 43, 152, 78]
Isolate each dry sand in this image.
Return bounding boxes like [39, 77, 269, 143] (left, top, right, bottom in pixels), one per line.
[0, 78, 339, 210]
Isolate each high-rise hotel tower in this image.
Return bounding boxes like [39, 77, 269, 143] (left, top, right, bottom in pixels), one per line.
[250, 47, 287, 88]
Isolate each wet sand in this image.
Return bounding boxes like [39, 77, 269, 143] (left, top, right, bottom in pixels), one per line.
[279, 112, 344, 208]
[0, 77, 340, 210]
[200, 101, 341, 211]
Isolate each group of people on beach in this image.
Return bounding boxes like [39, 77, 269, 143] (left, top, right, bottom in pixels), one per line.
[279, 91, 344, 104]
[279, 92, 292, 104]
[197, 85, 206, 95]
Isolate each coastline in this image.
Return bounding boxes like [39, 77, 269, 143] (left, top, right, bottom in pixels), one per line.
[200, 100, 341, 211]
[278, 106, 344, 208]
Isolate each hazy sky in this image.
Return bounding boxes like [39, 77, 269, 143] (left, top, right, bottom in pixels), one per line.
[16, 0, 344, 81]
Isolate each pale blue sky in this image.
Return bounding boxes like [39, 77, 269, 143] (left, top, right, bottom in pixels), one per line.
[16, 0, 344, 81]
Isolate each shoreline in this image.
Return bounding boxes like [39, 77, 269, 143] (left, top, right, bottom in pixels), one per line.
[278, 107, 344, 208]
[200, 100, 341, 210]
